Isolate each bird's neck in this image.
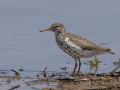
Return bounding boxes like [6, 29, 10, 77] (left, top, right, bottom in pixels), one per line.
[55, 32, 67, 42]
[55, 31, 66, 37]
[55, 33, 61, 39]
[54, 28, 66, 35]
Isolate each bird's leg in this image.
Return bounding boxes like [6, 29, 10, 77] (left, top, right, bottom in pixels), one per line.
[78, 58, 81, 75]
[72, 59, 77, 76]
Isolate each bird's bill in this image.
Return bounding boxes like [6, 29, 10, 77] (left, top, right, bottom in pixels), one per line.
[39, 28, 51, 32]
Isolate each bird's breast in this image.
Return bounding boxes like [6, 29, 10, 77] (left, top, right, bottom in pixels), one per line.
[55, 36, 102, 58]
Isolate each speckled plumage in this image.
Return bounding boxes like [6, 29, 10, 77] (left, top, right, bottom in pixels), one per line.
[40, 23, 114, 76]
[55, 32, 114, 58]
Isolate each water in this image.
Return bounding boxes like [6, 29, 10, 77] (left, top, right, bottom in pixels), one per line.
[0, 1, 120, 89]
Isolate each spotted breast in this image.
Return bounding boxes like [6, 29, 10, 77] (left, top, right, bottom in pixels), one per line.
[55, 35, 104, 58]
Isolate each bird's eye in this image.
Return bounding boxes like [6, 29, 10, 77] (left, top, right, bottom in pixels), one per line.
[52, 26, 59, 29]
[54, 26, 58, 28]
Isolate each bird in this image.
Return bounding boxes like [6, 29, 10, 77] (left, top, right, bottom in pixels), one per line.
[39, 23, 114, 76]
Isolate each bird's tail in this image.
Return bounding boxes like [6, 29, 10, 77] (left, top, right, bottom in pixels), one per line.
[107, 51, 115, 54]
[99, 46, 115, 54]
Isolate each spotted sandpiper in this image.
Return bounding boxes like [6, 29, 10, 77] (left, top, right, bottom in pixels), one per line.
[40, 23, 114, 76]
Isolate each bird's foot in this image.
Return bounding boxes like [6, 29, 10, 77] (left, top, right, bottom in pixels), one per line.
[71, 72, 83, 77]
[70, 71, 83, 77]
[70, 73, 80, 77]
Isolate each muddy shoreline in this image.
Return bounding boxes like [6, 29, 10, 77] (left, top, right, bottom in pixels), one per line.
[0, 68, 120, 90]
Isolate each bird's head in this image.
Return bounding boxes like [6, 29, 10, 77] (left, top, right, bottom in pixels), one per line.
[40, 23, 66, 34]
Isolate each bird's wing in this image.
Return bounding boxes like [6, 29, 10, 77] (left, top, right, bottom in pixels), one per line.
[64, 32, 111, 52]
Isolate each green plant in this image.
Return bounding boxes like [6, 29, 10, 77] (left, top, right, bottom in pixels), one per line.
[89, 56, 99, 74]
